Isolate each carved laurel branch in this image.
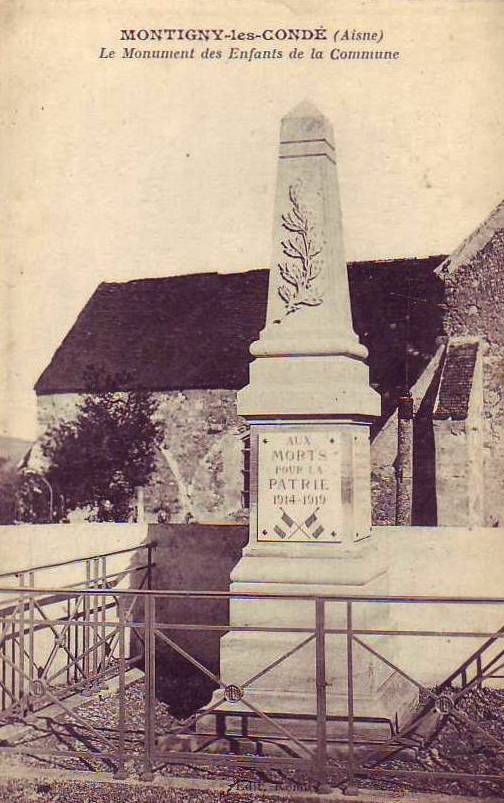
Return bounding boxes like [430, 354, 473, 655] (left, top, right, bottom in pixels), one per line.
[277, 185, 323, 316]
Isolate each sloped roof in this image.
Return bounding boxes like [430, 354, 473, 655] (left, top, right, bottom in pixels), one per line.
[36, 270, 269, 395]
[35, 257, 446, 424]
[348, 256, 445, 422]
[433, 340, 479, 420]
[436, 199, 504, 278]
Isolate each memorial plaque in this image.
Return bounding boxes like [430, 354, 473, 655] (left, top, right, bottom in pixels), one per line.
[257, 430, 342, 542]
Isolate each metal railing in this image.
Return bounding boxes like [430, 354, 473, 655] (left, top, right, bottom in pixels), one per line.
[0, 585, 503, 797]
[0, 543, 155, 714]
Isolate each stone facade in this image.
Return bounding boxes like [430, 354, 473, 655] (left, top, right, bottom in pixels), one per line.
[34, 203, 503, 527]
[37, 389, 248, 524]
[371, 346, 444, 526]
[438, 225, 504, 526]
[371, 202, 504, 528]
[432, 338, 484, 526]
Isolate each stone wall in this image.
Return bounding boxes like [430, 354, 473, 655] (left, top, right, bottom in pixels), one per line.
[370, 346, 444, 526]
[433, 339, 484, 526]
[145, 523, 248, 714]
[37, 392, 81, 436]
[0, 522, 147, 581]
[440, 229, 504, 526]
[145, 523, 504, 703]
[371, 226, 504, 527]
[37, 389, 248, 524]
[0, 522, 148, 707]
[381, 525, 504, 687]
[433, 419, 478, 526]
[151, 390, 246, 523]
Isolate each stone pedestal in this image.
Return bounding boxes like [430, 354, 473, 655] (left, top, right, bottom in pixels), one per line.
[214, 537, 414, 743]
[210, 434, 415, 740]
[201, 103, 417, 746]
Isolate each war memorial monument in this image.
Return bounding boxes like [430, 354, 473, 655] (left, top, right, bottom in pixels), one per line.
[202, 103, 417, 744]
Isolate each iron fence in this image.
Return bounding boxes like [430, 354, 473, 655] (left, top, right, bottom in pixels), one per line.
[0, 543, 154, 713]
[0, 584, 504, 797]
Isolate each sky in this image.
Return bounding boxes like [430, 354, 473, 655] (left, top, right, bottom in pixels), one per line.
[1, 0, 503, 441]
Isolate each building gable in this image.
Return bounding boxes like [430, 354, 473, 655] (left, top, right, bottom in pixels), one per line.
[35, 256, 446, 431]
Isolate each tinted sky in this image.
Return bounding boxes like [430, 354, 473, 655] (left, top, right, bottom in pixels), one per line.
[2, 0, 503, 440]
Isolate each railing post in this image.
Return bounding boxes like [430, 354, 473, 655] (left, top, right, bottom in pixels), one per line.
[135, 486, 145, 523]
[0, 606, 5, 710]
[83, 560, 91, 678]
[147, 545, 153, 591]
[315, 597, 331, 794]
[344, 600, 359, 796]
[142, 594, 156, 781]
[18, 574, 25, 700]
[92, 557, 100, 676]
[114, 597, 128, 779]
[10, 598, 15, 703]
[28, 572, 34, 691]
[100, 557, 107, 674]
[66, 596, 71, 684]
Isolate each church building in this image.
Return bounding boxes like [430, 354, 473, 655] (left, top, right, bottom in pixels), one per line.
[34, 200, 504, 528]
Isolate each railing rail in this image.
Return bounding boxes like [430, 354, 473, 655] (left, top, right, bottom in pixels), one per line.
[0, 583, 503, 797]
[0, 543, 156, 715]
[0, 543, 155, 581]
[1, 587, 504, 602]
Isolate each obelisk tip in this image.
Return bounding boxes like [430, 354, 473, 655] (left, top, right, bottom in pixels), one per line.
[281, 101, 334, 145]
[284, 100, 325, 120]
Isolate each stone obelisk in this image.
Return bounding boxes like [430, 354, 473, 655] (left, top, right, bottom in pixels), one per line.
[211, 103, 415, 742]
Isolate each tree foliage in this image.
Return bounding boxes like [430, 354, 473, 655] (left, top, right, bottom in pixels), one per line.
[41, 389, 164, 521]
[0, 461, 55, 524]
[0, 460, 21, 524]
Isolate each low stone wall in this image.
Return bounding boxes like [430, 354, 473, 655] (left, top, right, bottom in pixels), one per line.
[0, 522, 148, 586]
[0, 523, 149, 709]
[379, 525, 504, 687]
[146, 523, 248, 714]
[148, 523, 504, 709]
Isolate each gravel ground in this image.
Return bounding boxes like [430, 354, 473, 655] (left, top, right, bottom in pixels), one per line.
[1, 680, 504, 800]
[355, 686, 504, 800]
[0, 778, 293, 803]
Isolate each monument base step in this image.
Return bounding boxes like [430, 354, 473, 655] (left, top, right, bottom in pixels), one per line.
[196, 670, 418, 750]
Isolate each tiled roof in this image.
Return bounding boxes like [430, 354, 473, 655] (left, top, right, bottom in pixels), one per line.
[36, 270, 269, 395]
[433, 340, 479, 420]
[35, 257, 446, 424]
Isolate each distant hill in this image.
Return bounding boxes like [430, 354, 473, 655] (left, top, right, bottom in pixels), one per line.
[0, 436, 32, 471]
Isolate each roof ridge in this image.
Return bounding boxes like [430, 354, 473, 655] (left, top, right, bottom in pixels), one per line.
[436, 198, 504, 278]
[34, 254, 446, 398]
[95, 255, 447, 291]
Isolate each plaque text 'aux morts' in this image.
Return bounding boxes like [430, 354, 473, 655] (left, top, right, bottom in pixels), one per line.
[257, 430, 342, 542]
